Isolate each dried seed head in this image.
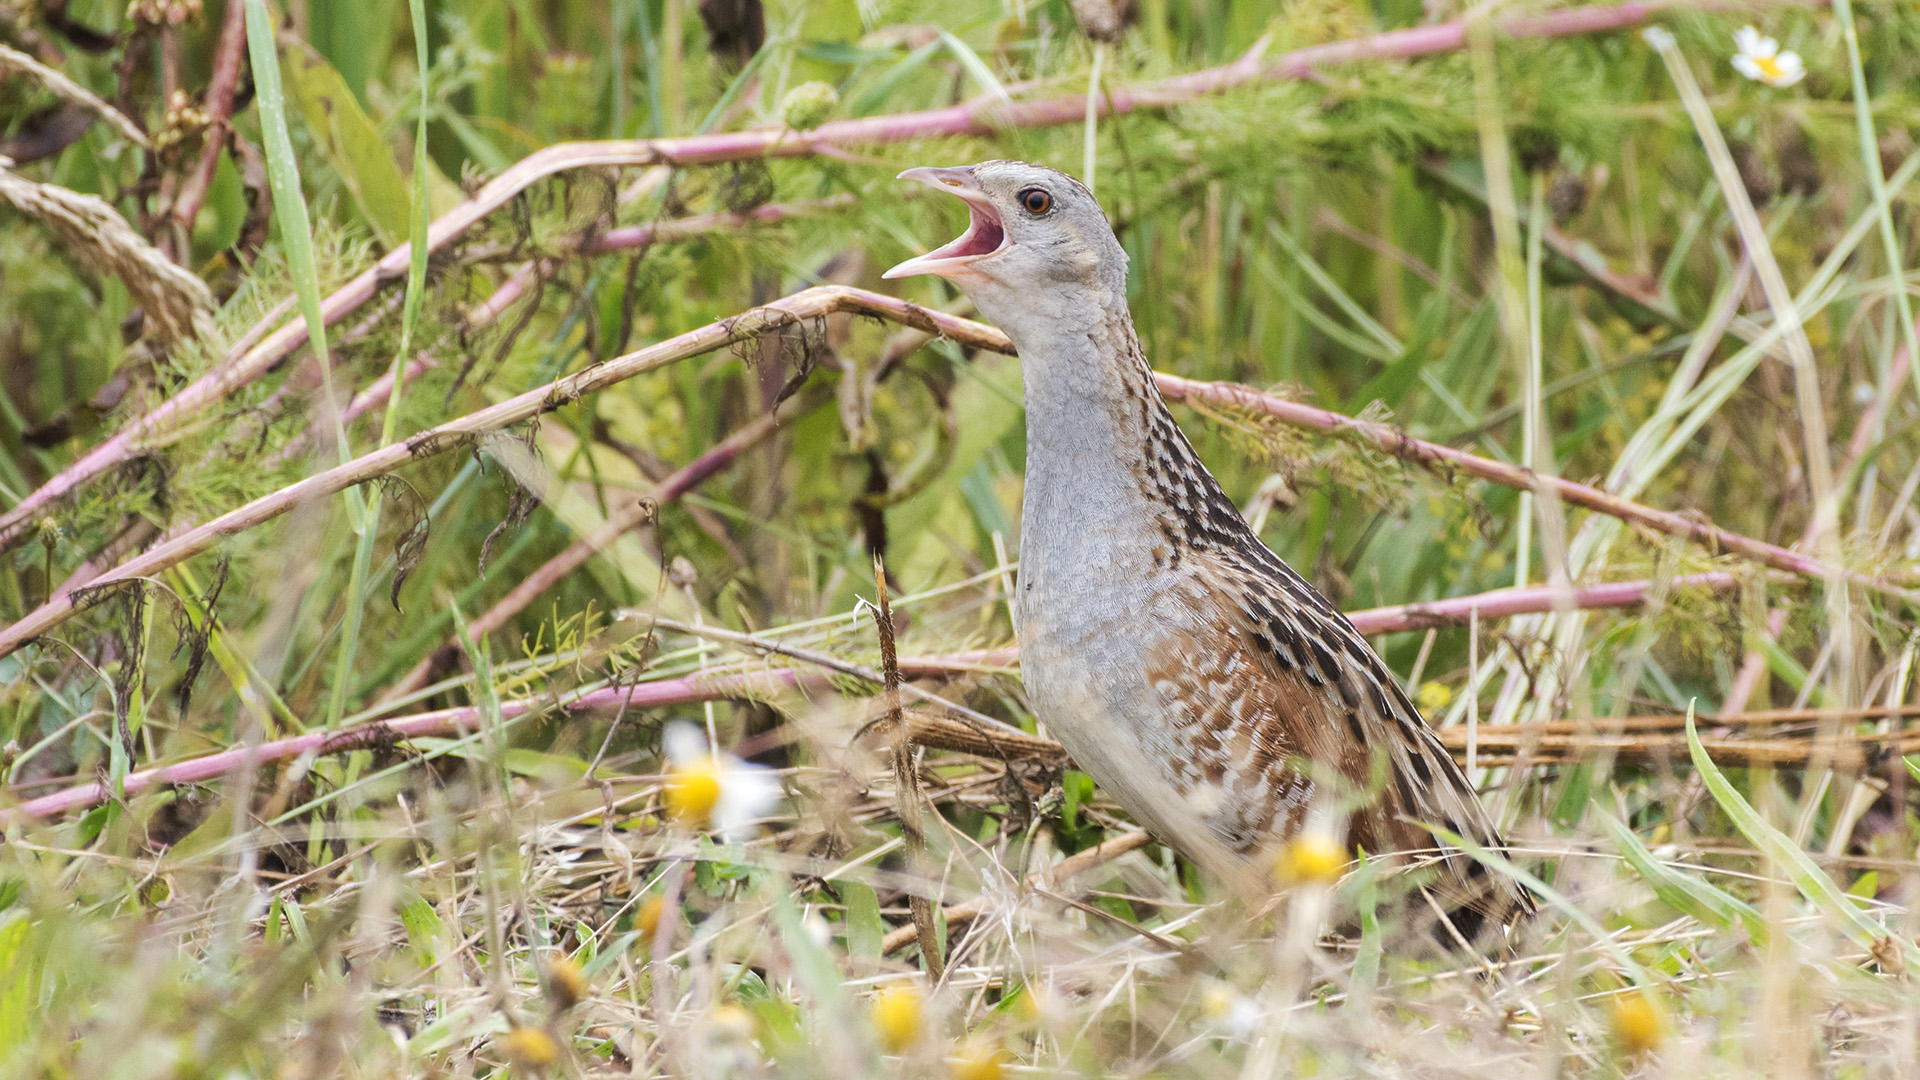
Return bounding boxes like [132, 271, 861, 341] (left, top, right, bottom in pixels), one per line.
[669, 555, 699, 589]
[545, 956, 586, 1011]
[502, 1026, 560, 1071]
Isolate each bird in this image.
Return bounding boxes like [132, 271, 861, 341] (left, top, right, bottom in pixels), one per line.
[884, 160, 1533, 947]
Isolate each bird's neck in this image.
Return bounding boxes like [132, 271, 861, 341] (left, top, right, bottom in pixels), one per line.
[985, 286, 1246, 560]
[998, 298, 1160, 465]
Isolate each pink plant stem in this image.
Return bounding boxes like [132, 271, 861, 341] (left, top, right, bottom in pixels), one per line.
[5, 286, 1900, 658]
[464, 197, 851, 322]
[165, 0, 248, 251]
[0, 671, 806, 825]
[1342, 571, 1742, 635]
[0, 569, 1747, 823]
[0, 0, 1704, 553]
[37, 202, 819, 602]
[1150, 371, 1913, 603]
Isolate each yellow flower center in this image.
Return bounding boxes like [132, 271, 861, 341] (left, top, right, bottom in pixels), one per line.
[635, 895, 666, 940]
[1609, 991, 1666, 1056]
[1274, 832, 1348, 887]
[949, 1035, 1010, 1080]
[1754, 54, 1785, 81]
[1200, 984, 1239, 1019]
[502, 1027, 561, 1069]
[871, 985, 925, 1052]
[667, 758, 723, 826]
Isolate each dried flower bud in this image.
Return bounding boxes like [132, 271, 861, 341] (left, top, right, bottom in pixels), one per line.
[668, 556, 699, 590]
[545, 956, 586, 1010]
[502, 1026, 560, 1071]
[128, 0, 201, 25]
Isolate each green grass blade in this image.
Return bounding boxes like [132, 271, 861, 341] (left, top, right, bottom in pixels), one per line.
[1424, 822, 1655, 988]
[1830, 0, 1920, 412]
[324, 0, 435, 732]
[1684, 706, 1907, 958]
[1594, 809, 1766, 942]
[244, 0, 355, 476]
[937, 29, 1011, 104]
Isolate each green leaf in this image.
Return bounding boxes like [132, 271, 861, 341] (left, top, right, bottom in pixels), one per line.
[936, 30, 1010, 104]
[840, 881, 885, 958]
[1685, 707, 1909, 959]
[1061, 770, 1094, 832]
[1847, 871, 1879, 901]
[1594, 809, 1765, 942]
[0, 917, 31, 1055]
[399, 893, 443, 965]
[281, 41, 413, 246]
[769, 885, 851, 1016]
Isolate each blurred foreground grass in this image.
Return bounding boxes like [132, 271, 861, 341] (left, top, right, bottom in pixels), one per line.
[3, 0, 1920, 1075]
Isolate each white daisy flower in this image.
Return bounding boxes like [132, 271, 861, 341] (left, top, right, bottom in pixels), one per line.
[1200, 981, 1265, 1041]
[1732, 26, 1805, 88]
[662, 722, 782, 840]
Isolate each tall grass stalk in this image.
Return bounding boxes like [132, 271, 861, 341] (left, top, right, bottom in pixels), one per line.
[324, 0, 436, 732]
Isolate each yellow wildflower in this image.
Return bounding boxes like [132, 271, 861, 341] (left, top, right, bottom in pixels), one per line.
[1609, 991, 1665, 1056]
[872, 984, 925, 1053]
[1274, 831, 1347, 887]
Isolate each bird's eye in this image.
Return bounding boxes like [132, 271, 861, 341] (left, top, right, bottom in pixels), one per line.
[1018, 188, 1053, 215]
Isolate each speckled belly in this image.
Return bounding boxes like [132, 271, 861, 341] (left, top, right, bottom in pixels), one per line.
[1017, 562, 1311, 864]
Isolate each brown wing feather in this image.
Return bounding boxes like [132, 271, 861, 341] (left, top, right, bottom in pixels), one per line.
[1150, 546, 1535, 941]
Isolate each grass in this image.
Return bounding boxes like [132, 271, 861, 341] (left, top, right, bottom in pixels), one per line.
[2, 0, 1920, 1075]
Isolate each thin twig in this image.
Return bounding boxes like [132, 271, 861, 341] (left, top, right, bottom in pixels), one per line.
[165, 0, 247, 253]
[872, 558, 943, 979]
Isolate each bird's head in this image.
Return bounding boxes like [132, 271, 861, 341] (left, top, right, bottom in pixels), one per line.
[883, 161, 1127, 319]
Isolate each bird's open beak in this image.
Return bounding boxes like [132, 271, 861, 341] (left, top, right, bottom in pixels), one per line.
[882, 166, 1009, 280]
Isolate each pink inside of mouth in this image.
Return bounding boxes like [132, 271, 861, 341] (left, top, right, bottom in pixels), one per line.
[925, 203, 1005, 261]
